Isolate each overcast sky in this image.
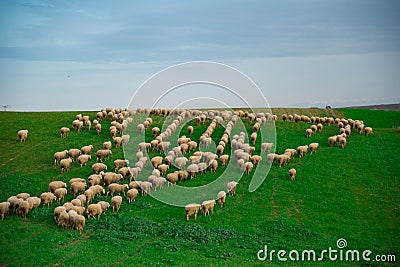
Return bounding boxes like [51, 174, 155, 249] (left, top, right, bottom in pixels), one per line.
[0, 0, 399, 111]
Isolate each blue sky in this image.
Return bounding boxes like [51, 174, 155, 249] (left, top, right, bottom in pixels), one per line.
[0, 0, 399, 110]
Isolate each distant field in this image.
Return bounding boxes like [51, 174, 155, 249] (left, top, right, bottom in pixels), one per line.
[0, 108, 399, 266]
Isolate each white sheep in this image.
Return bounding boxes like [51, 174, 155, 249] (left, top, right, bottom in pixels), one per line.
[114, 159, 129, 172]
[103, 172, 123, 187]
[68, 148, 81, 161]
[201, 200, 216, 216]
[92, 163, 107, 174]
[86, 203, 103, 219]
[81, 145, 94, 155]
[137, 124, 145, 134]
[261, 142, 274, 153]
[185, 203, 201, 221]
[54, 150, 68, 165]
[48, 181, 67, 193]
[219, 154, 229, 166]
[40, 192, 56, 207]
[364, 127, 373, 135]
[16, 193, 30, 200]
[60, 127, 70, 138]
[103, 141, 112, 150]
[127, 189, 139, 203]
[122, 134, 130, 145]
[84, 189, 95, 205]
[306, 128, 313, 138]
[77, 154, 91, 167]
[227, 181, 238, 196]
[217, 191, 226, 208]
[250, 155, 262, 165]
[54, 188, 68, 202]
[245, 162, 253, 175]
[153, 177, 166, 190]
[96, 123, 102, 135]
[0, 202, 10, 220]
[18, 130, 28, 142]
[107, 183, 129, 196]
[139, 181, 152, 196]
[111, 196, 123, 212]
[70, 182, 86, 196]
[309, 143, 319, 154]
[187, 164, 198, 178]
[297, 145, 308, 158]
[151, 156, 163, 169]
[113, 137, 123, 148]
[289, 168, 296, 180]
[96, 149, 112, 162]
[250, 132, 257, 145]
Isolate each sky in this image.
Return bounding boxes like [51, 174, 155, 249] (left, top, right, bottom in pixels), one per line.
[0, 0, 399, 111]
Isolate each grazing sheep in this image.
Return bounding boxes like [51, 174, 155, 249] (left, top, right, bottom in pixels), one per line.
[137, 124, 145, 134]
[84, 189, 95, 205]
[309, 143, 319, 154]
[188, 126, 194, 135]
[277, 154, 290, 168]
[96, 149, 112, 162]
[250, 155, 262, 165]
[201, 200, 216, 216]
[41, 192, 56, 207]
[86, 203, 103, 219]
[129, 181, 140, 190]
[250, 132, 258, 145]
[0, 202, 10, 220]
[219, 154, 229, 166]
[187, 141, 197, 152]
[227, 181, 238, 196]
[71, 205, 85, 215]
[177, 170, 189, 181]
[98, 201, 111, 215]
[70, 182, 86, 196]
[152, 127, 160, 138]
[245, 162, 254, 175]
[139, 181, 152, 196]
[217, 191, 226, 208]
[57, 211, 70, 229]
[48, 181, 67, 193]
[103, 141, 112, 150]
[71, 198, 82, 207]
[53, 206, 66, 223]
[118, 167, 131, 180]
[92, 163, 107, 174]
[113, 137, 123, 148]
[18, 130, 29, 142]
[107, 183, 129, 196]
[297, 145, 309, 158]
[96, 123, 102, 135]
[306, 128, 313, 138]
[261, 143, 274, 153]
[77, 194, 86, 206]
[122, 134, 130, 145]
[175, 157, 189, 169]
[185, 203, 201, 221]
[59, 158, 73, 173]
[364, 127, 373, 136]
[71, 214, 86, 234]
[317, 123, 323, 133]
[26, 197, 41, 209]
[77, 154, 91, 167]
[127, 189, 139, 203]
[166, 172, 179, 186]
[310, 125, 317, 133]
[81, 145, 94, 155]
[60, 127, 70, 138]
[157, 164, 169, 176]
[54, 188, 68, 202]
[289, 168, 296, 180]
[128, 167, 141, 182]
[16, 193, 30, 200]
[103, 172, 123, 187]
[54, 150, 68, 165]
[187, 164, 199, 178]
[328, 136, 337, 147]
[111, 196, 123, 212]
[151, 156, 163, 169]
[114, 159, 129, 172]
[339, 137, 347, 149]
[209, 160, 218, 173]
[73, 120, 83, 131]
[68, 149, 81, 161]
[153, 177, 167, 190]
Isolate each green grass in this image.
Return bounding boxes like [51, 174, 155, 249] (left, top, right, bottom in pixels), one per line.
[0, 108, 399, 266]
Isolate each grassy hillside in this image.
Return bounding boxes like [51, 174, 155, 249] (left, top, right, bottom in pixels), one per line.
[0, 108, 399, 266]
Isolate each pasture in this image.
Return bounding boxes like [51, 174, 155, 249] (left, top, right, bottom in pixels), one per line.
[0, 108, 399, 266]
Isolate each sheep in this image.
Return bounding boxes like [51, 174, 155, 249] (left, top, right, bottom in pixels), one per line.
[96, 149, 112, 162]
[68, 148, 81, 161]
[73, 120, 83, 131]
[306, 128, 313, 138]
[310, 125, 317, 133]
[122, 134, 130, 145]
[284, 148, 297, 159]
[328, 136, 337, 147]
[70, 182, 86, 196]
[103, 172, 123, 187]
[245, 162, 254, 175]
[317, 123, 323, 133]
[289, 168, 296, 180]
[54, 150, 68, 165]
[98, 201, 111, 215]
[187, 141, 197, 152]
[57, 211, 70, 229]
[166, 172, 179, 185]
[187, 164, 198, 179]
[174, 157, 189, 169]
[129, 181, 140, 189]
[60, 127, 70, 138]
[114, 159, 129, 172]
[185, 203, 201, 221]
[152, 127, 160, 138]
[113, 137, 123, 148]
[76, 154, 91, 168]
[41, 192, 56, 207]
[309, 143, 319, 154]
[278, 154, 290, 168]
[26, 197, 41, 209]
[151, 156, 163, 169]
[216, 144, 224, 156]
[250, 132, 258, 145]
[71, 205, 85, 215]
[250, 155, 262, 165]
[59, 158, 72, 173]
[137, 124, 145, 134]
[16, 193, 30, 200]
[364, 127, 373, 136]
[297, 145, 309, 158]
[118, 167, 131, 181]
[219, 154, 229, 166]
[153, 177, 166, 190]
[107, 183, 129, 196]
[227, 181, 238, 196]
[0, 202, 10, 220]
[209, 159, 218, 173]
[139, 181, 152, 196]
[86, 203, 103, 219]
[81, 145, 94, 155]
[201, 200, 216, 216]
[339, 137, 347, 149]
[54, 188, 68, 202]
[77, 194, 86, 206]
[53, 206, 66, 223]
[71, 198, 82, 207]
[103, 141, 112, 150]
[18, 130, 28, 142]
[188, 126, 194, 135]
[178, 170, 189, 181]
[217, 191, 227, 208]
[127, 189, 139, 203]
[128, 167, 141, 181]
[111, 196, 123, 213]
[156, 164, 168, 176]
[71, 214, 86, 234]
[48, 181, 67, 193]
[84, 189, 95, 205]
[92, 163, 107, 174]
[261, 143, 274, 153]
[96, 123, 102, 135]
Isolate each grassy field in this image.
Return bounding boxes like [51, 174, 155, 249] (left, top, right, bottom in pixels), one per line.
[0, 108, 399, 266]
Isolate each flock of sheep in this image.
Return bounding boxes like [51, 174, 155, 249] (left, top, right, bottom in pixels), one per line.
[1, 107, 374, 233]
